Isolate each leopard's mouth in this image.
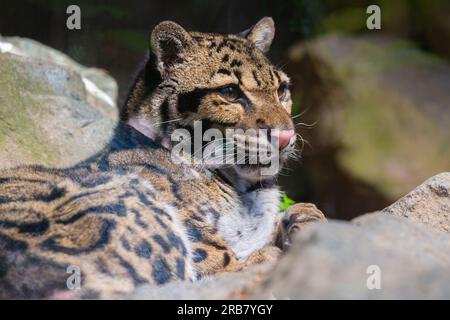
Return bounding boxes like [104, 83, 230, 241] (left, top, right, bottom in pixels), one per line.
[188, 131, 295, 179]
[234, 163, 280, 180]
[231, 138, 296, 180]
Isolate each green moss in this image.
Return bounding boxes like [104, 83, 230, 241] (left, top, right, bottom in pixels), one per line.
[336, 70, 450, 197]
[316, 36, 446, 81]
[102, 29, 148, 52]
[323, 7, 367, 33]
[0, 56, 55, 165]
[307, 36, 450, 198]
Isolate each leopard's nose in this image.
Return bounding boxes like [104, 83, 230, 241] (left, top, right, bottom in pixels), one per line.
[275, 129, 295, 149]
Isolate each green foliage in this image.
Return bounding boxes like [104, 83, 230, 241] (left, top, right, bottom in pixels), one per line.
[102, 29, 148, 52]
[322, 7, 367, 33]
[92, 4, 130, 19]
[291, 94, 302, 115]
[289, 0, 325, 37]
[280, 193, 296, 212]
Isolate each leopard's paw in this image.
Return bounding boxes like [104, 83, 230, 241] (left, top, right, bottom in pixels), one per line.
[279, 203, 327, 249]
[245, 246, 281, 267]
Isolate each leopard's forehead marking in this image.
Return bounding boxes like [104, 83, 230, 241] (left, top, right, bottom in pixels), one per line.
[187, 32, 283, 91]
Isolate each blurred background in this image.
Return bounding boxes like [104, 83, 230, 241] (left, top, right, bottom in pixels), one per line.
[1, 0, 449, 219]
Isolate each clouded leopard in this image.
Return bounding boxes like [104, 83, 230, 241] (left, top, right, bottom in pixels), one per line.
[0, 17, 326, 299]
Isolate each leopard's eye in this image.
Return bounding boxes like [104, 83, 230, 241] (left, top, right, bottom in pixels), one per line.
[219, 85, 240, 102]
[278, 82, 290, 101]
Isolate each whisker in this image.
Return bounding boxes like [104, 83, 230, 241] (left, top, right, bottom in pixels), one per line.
[151, 118, 182, 127]
[291, 106, 312, 120]
[295, 133, 312, 151]
[295, 120, 318, 128]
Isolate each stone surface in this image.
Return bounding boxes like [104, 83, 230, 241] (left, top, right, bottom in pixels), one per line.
[0, 36, 118, 168]
[262, 215, 450, 299]
[290, 35, 450, 198]
[0, 35, 118, 111]
[380, 172, 450, 233]
[125, 264, 274, 300]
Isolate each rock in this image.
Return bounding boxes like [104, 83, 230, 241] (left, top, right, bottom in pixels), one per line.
[261, 173, 450, 299]
[124, 264, 274, 300]
[260, 215, 450, 299]
[380, 172, 450, 233]
[0, 35, 118, 112]
[0, 37, 118, 168]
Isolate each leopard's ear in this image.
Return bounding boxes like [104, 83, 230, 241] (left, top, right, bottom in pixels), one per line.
[150, 21, 193, 74]
[238, 17, 275, 53]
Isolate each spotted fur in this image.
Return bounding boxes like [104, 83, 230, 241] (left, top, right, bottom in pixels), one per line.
[0, 18, 324, 299]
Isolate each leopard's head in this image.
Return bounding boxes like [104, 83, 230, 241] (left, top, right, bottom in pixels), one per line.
[123, 17, 296, 181]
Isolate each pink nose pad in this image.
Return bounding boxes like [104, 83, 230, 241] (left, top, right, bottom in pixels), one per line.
[276, 129, 295, 149]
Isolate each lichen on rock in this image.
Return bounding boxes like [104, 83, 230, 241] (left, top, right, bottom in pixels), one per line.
[0, 36, 118, 168]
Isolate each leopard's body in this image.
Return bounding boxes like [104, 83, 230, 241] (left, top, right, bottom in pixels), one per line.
[0, 18, 326, 299]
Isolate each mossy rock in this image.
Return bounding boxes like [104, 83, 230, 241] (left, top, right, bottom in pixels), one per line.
[0, 40, 118, 168]
[288, 34, 450, 200]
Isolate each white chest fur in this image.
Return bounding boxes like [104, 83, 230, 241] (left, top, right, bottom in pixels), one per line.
[217, 187, 280, 259]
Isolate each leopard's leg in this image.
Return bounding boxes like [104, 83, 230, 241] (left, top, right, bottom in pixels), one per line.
[275, 203, 327, 250]
[233, 203, 326, 270]
[191, 235, 281, 278]
[240, 245, 281, 267]
[192, 205, 326, 276]
[191, 204, 326, 277]
[218, 245, 281, 274]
